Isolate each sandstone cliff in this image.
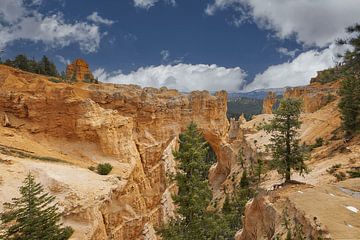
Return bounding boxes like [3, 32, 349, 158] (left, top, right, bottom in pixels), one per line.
[262, 80, 339, 113]
[235, 81, 360, 239]
[262, 91, 276, 114]
[0, 64, 233, 239]
[66, 59, 95, 82]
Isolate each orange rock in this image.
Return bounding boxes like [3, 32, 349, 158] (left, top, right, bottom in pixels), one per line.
[262, 91, 277, 114]
[66, 58, 94, 82]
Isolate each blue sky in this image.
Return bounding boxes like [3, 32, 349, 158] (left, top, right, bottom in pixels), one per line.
[0, 0, 359, 91]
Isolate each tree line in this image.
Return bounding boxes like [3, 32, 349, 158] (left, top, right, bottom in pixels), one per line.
[1, 54, 59, 77]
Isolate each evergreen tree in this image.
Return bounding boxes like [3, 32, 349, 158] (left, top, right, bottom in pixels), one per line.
[263, 98, 308, 182]
[0, 173, 73, 240]
[159, 122, 230, 239]
[172, 122, 212, 224]
[337, 23, 360, 138]
[337, 23, 360, 76]
[338, 75, 360, 138]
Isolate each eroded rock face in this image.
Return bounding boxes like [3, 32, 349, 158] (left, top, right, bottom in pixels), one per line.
[0, 65, 231, 239]
[262, 91, 276, 114]
[66, 59, 94, 82]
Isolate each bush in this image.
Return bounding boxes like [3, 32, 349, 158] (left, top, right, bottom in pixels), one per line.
[334, 172, 346, 181]
[97, 163, 113, 175]
[327, 164, 342, 174]
[347, 167, 360, 178]
[48, 78, 61, 83]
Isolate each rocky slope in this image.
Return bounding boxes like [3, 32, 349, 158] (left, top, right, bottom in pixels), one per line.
[233, 79, 360, 240]
[0, 64, 235, 239]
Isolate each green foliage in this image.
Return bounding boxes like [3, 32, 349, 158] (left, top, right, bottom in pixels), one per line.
[0, 173, 73, 240]
[159, 122, 254, 239]
[337, 23, 360, 138]
[97, 163, 113, 175]
[307, 137, 324, 151]
[227, 97, 263, 120]
[240, 169, 250, 188]
[347, 167, 360, 178]
[338, 23, 360, 76]
[49, 78, 62, 83]
[334, 172, 346, 181]
[237, 148, 245, 168]
[326, 164, 342, 174]
[3, 54, 59, 77]
[263, 98, 308, 182]
[338, 75, 360, 138]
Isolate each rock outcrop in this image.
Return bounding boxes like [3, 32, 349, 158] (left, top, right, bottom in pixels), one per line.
[66, 59, 95, 82]
[262, 91, 277, 114]
[237, 179, 360, 240]
[0, 64, 231, 239]
[262, 81, 339, 114]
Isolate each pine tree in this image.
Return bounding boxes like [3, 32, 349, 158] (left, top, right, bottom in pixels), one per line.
[263, 98, 308, 182]
[159, 122, 234, 239]
[172, 122, 212, 225]
[337, 23, 360, 76]
[338, 75, 360, 138]
[337, 23, 360, 138]
[0, 173, 73, 240]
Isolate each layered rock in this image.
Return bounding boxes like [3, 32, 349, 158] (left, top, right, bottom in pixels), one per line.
[262, 81, 339, 114]
[66, 59, 95, 82]
[237, 179, 360, 240]
[0, 64, 231, 239]
[262, 91, 276, 114]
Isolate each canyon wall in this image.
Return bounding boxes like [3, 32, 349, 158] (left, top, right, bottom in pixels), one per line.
[0, 64, 233, 239]
[263, 81, 339, 114]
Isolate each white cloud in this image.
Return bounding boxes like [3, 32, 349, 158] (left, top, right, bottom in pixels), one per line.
[206, 0, 360, 47]
[87, 12, 114, 26]
[134, 0, 158, 9]
[245, 44, 348, 91]
[160, 50, 170, 62]
[276, 47, 299, 58]
[94, 64, 247, 92]
[0, 0, 102, 53]
[133, 0, 176, 9]
[56, 55, 70, 65]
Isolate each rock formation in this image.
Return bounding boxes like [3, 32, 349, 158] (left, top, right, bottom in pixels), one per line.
[1, 64, 359, 240]
[0, 64, 232, 239]
[262, 81, 339, 114]
[66, 58, 95, 82]
[262, 91, 277, 114]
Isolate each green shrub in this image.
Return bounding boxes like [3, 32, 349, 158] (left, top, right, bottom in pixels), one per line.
[97, 163, 113, 175]
[347, 167, 360, 178]
[334, 172, 346, 181]
[327, 164, 342, 174]
[48, 78, 61, 83]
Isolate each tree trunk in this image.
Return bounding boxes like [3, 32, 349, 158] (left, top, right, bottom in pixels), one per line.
[285, 166, 291, 183]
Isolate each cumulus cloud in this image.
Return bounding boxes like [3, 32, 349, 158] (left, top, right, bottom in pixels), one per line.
[133, 0, 176, 9]
[94, 64, 247, 92]
[0, 0, 102, 53]
[56, 55, 70, 65]
[206, 0, 360, 47]
[244, 44, 348, 91]
[87, 12, 114, 26]
[276, 47, 299, 58]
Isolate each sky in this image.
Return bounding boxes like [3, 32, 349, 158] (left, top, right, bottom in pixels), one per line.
[0, 0, 359, 92]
